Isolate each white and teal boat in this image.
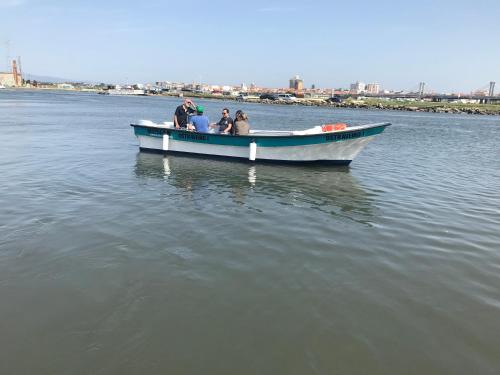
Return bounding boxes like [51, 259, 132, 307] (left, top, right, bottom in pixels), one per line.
[131, 121, 390, 165]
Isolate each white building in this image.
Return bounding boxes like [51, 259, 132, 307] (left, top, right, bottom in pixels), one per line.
[350, 81, 366, 94]
[365, 83, 380, 94]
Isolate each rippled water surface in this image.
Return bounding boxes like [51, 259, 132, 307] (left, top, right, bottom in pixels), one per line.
[1, 90, 500, 374]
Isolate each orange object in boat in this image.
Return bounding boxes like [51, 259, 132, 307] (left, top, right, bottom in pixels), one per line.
[322, 123, 347, 132]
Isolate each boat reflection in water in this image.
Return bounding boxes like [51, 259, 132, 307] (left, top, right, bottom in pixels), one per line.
[134, 153, 375, 223]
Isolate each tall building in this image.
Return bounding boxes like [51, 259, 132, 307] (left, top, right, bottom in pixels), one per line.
[366, 83, 380, 94]
[350, 81, 365, 94]
[289, 75, 303, 91]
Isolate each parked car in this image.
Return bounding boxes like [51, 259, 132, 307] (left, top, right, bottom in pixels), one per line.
[259, 93, 279, 101]
[326, 96, 343, 103]
[236, 93, 261, 101]
[277, 93, 298, 102]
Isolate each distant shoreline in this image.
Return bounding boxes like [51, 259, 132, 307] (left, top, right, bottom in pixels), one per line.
[173, 92, 500, 116]
[6, 87, 500, 116]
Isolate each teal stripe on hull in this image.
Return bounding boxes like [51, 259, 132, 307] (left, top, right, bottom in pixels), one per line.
[133, 123, 388, 147]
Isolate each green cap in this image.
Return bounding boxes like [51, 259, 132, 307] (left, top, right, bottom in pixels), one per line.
[196, 105, 204, 113]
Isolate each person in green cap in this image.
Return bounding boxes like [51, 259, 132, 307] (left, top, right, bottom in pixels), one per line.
[188, 105, 210, 133]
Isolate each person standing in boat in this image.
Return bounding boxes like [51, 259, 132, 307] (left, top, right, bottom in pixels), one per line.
[210, 107, 233, 134]
[233, 110, 250, 135]
[173, 98, 196, 129]
[189, 106, 210, 133]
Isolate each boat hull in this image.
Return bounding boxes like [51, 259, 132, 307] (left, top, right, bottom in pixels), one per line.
[131, 123, 390, 165]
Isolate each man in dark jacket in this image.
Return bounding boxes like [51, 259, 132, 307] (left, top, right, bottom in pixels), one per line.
[173, 99, 195, 129]
[211, 108, 233, 134]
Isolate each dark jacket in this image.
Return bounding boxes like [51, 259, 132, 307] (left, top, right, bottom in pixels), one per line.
[217, 116, 234, 133]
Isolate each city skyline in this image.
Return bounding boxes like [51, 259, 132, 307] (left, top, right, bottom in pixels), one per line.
[2, 56, 497, 96]
[1, 0, 499, 92]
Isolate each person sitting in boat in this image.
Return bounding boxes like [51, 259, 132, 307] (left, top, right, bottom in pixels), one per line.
[188, 106, 210, 133]
[210, 107, 233, 134]
[233, 110, 250, 135]
[173, 98, 196, 129]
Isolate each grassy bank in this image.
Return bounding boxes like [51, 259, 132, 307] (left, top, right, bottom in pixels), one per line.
[345, 98, 500, 114]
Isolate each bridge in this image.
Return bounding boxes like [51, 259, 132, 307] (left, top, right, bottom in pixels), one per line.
[349, 81, 500, 104]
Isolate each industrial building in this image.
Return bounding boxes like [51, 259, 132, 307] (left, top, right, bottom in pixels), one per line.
[0, 60, 22, 87]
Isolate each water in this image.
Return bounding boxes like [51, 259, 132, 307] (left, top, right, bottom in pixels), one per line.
[1, 90, 499, 374]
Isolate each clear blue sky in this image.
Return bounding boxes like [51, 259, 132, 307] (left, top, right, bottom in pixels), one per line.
[1, 0, 499, 92]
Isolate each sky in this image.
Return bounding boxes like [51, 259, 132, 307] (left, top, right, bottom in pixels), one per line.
[1, 0, 499, 92]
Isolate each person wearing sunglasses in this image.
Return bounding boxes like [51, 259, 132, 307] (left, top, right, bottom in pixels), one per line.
[210, 107, 234, 134]
[173, 98, 196, 129]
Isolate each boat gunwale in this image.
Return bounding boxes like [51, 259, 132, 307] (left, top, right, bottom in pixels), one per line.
[130, 122, 391, 140]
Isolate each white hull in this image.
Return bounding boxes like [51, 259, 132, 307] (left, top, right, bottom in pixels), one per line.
[137, 134, 375, 162]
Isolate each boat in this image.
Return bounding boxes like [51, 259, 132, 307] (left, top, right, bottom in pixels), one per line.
[99, 88, 146, 96]
[131, 121, 390, 165]
[0, 84, 6, 89]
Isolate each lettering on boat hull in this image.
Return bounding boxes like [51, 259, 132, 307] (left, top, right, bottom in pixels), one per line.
[325, 131, 364, 142]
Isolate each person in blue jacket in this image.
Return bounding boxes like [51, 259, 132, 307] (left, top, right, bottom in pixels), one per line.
[189, 106, 210, 133]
